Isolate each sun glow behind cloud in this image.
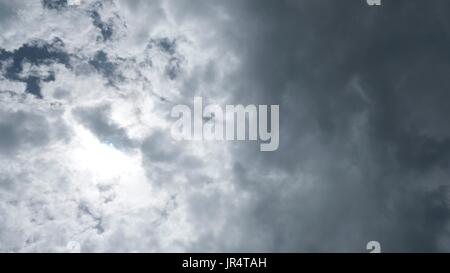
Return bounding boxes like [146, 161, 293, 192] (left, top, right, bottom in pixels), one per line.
[70, 125, 135, 180]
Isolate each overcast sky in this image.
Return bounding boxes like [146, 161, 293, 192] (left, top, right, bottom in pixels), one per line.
[1, 0, 450, 252]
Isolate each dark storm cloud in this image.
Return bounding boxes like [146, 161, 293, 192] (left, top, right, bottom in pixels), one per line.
[191, 0, 450, 251]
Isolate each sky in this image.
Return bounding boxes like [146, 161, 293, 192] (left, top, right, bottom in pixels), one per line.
[1, 0, 450, 253]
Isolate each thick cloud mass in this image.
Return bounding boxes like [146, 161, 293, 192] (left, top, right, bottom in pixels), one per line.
[1, 0, 450, 252]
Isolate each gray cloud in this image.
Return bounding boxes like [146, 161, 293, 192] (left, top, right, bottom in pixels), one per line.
[196, 0, 450, 252]
[73, 104, 135, 150]
[0, 110, 53, 155]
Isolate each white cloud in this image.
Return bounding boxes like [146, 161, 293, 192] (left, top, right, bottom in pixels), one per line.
[0, 0, 242, 252]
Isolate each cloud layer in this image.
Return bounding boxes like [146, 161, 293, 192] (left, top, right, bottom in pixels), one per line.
[1, 0, 450, 252]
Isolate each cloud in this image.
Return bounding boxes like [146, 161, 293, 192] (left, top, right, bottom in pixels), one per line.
[1, 0, 450, 253]
[204, 0, 450, 252]
[0, 0, 239, 252]
[0, 38, 70, 98]
[73, 104, 135, 150]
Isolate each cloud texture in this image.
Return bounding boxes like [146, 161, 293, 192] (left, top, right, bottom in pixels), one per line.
[1, 0, 450, 252]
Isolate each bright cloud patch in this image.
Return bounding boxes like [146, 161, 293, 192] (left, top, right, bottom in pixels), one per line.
[0, 0, 239, 252]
